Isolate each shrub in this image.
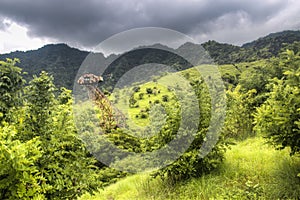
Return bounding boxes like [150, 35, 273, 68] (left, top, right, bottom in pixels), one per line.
[0, 124, 43, 200]
[129, 96, 137, 108]
[138, 92, 144, 99]
[254, 49, 300, 156]
[152, 79, 227, 182]
[12, 72, 99, 199]
[132, 86, 140, 93]
[0, 58, 25, 121]
[162, 95, 169, 102]
[146, 88, 153, 94]
[222, 85, 257, 140]
[140, 113, 148, 119]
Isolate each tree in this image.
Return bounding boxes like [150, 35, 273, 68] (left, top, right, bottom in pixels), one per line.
[162, 95, 169, 102]
[152, 78, 227, 181]
[129, 95, 137, 108]
[223, 85, 257, 140]
[15, 72, 99, 199]
[254, 48, 300, 155]
[146, 88, 153, 94]
[138, 92, 144, 99]
[238, 60, 283, 106]
[0, 58, 25, 121]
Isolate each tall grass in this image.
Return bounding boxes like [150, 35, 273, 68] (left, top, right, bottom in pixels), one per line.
[79, 137, 300, 199]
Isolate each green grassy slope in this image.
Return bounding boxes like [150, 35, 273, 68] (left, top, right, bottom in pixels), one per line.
[111, 81, 177, 127]
[79, 137, 300, 199]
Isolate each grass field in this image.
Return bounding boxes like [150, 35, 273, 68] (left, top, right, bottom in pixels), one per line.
[79, 137, 300, 199]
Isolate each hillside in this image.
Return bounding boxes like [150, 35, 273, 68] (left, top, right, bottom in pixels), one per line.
[0, 30, 299, 89]
[203, 30, 300, 64]
[242, 30, 300, 50]
[80, 137, 300, 200]
[0, 44, 90, 89]
[1, 35, 300, 199]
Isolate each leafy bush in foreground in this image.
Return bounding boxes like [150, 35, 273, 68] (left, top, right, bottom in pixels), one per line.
[255, 48, 300, 156]
[152, 77, 227, 182]
[0, 59, 101, 199]
[0, 124, 43, 199]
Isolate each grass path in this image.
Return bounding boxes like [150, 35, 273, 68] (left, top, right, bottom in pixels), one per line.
[80, 137, 300, 200]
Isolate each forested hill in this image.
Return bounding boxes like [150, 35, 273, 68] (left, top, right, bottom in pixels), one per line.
[202, 30, 300, 64]
[0, 30, 299, 89]
[0, 44, 90, 89]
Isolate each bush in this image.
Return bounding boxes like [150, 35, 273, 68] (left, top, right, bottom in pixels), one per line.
[151, 79, 227, 182]
[140, 113, 148, 119]
[0, 124, 43, 200]
[162, 95, 169, 102]
[146, 88, 153, 94]
[129, 96, 137, 107]
[254, 49, 300, 155]
[254, 79, 300, 155]
[222, 85, 257, 140]
[138, 93, 144, 99]
[21, 73, 100, 199]
[0, 58, 25, 121]
[132, 86, 140, 93]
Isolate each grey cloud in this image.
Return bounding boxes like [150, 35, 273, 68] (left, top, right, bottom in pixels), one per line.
[0, 18, 5, 30]
[0, 16, 11, 30]
[0, 0, 298, 49]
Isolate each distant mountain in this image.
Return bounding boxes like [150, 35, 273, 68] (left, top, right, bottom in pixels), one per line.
[1, 30, 299, 89]
[202, 40, 242, 64]
[202, 30, 300, 64]
[242, 30, 300, 50]
[0, 43, 90, 89]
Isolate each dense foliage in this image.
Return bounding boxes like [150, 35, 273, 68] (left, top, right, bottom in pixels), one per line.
[203, 30, 300, 64]
[150, 75, 227, 181]
[222, 85, 257, 140]
[0, 58, 25, 120]
[0, 61, 101, 199]
[0, 44, 89, 90]
[254, 47, 300, 156]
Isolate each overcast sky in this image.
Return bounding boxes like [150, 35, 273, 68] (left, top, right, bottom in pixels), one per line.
[0, 0, 299, 53]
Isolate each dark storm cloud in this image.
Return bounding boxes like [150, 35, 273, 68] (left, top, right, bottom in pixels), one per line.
[0, 0, 298, 48]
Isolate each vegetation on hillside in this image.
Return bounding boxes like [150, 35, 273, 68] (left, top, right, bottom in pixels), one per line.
[1, 30, 300, 89]
[203, 30, 300, 64]
[0, 33, 300, 199]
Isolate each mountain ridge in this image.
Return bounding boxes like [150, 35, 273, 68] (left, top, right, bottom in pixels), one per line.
[1, 30, 299, 89]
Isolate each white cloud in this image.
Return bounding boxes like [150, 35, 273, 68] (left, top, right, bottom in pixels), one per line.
[0, 19, 53, 53]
